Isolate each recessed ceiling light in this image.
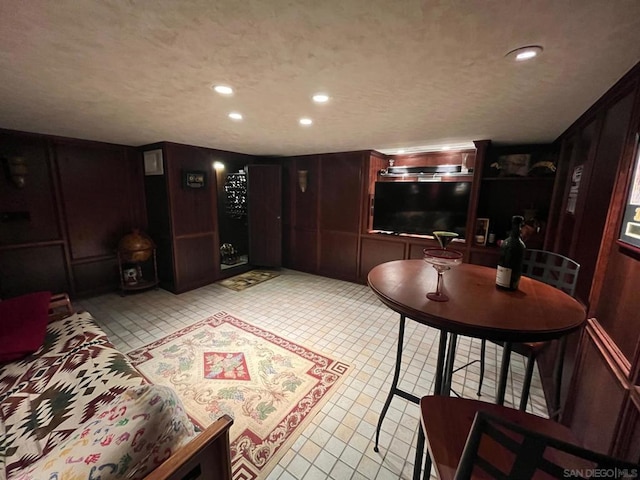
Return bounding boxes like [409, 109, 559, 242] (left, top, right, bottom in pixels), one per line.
[213, 85, 234, 95]
[228, 112, 243, 120]
[299, 118, 313, 126]
[397, 149, 406, 154]
[312, 93, 330, 103]
[505, 45, 543, 62]
[441, 146, 451, 151]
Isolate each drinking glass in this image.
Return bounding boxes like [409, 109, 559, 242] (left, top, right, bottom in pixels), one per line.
[433, 231, 459, 249]
[423, 248, 463, 301]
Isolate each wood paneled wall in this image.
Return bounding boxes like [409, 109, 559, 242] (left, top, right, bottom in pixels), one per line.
[0, 129, 145, 298]
[283, 152, 367, 282]
[143, 142, 256, 293]
[555, 62, 640, 462]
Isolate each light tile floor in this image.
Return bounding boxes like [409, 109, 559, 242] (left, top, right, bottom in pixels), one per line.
[77, 268, 548, 480]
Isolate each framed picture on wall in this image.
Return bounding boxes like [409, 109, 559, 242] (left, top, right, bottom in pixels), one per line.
[618, 141, 640, 252]
[183, 170, 207, 189]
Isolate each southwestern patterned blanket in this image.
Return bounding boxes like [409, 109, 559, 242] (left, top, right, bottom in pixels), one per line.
[0, 312, 192, 479]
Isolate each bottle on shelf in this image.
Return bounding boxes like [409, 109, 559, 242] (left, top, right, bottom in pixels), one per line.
[487, 229, 496, 246]
[475, 222, 486, 245]
[495, 215, 525, 291]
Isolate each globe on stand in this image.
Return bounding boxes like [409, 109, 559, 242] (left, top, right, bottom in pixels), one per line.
[423, 248, 463, 302]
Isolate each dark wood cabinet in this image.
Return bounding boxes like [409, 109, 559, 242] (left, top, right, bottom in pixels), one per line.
[358, 236, 405, 283]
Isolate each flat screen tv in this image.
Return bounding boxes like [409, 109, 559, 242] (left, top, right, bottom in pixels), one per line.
[372, 181, 471, 237]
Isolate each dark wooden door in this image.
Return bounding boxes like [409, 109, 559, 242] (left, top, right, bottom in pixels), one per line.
[247, 165, 282, 267]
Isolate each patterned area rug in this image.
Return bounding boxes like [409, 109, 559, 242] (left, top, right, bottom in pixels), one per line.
[218, 270, 280, 291]
[127, 312, 350, 480]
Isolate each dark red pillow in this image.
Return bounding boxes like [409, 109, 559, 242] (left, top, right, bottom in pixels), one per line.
[0, 291, 52, 363]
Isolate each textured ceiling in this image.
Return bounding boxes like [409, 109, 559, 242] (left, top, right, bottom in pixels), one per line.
[1, 1, 640, 156]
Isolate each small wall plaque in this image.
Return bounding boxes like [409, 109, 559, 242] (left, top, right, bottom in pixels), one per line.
[183, 170, 206, 189]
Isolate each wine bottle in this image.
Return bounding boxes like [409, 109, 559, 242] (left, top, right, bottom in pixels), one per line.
[475, 223, 486, 245]
[495, 215, 525, 290]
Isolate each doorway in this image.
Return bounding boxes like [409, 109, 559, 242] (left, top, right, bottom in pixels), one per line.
[216, 164, 249, 271]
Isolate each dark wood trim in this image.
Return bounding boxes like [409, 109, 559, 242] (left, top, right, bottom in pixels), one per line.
[614, 388, 640, 461]
[588, 318, 632, 378]
[567, 114, 605, 262]
[47, 139, 75, 296]
[363, 151, 387, 234]
[563, 318, 631, 426]
[544, 140, 570, 250]
[0, 240, 65, 251]
[354, 152, 366, 281]
[211, 163, 221, 280]
[316, 156, 322, 272]
[615, 239, 640, 257]
[71, 254, 116, 265]
[174, 232, 216, 240]
[552, 134, 578, 254]
[161, 144, 180, 289]
[466, 140, 490, 263]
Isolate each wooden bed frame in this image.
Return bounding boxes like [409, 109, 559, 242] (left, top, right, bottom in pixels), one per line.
[48, 293, 234, 480]
[146, 415, 234, 480]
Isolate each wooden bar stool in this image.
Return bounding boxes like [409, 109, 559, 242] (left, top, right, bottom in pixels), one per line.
[413, 396, 638, 479]
[476, 250, 580, 414]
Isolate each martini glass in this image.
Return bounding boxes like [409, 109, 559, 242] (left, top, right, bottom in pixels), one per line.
[423, 248, 463, 301]
[433, 231, 459, 249]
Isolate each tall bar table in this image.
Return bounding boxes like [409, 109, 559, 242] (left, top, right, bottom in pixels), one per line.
[367, 259, 585, 453]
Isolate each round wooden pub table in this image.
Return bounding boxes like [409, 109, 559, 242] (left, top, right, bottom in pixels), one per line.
[368, 259, 586, 453]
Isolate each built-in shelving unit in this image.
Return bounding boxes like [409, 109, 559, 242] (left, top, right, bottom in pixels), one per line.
[473, 143, 558, 260]
[360, 142, 560, 271]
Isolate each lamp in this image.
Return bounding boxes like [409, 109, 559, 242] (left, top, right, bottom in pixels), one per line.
[7, 156, 28, 188]
[298, 170, 308, 192]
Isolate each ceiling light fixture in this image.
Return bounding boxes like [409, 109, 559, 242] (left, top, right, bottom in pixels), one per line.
[213, 85, 234, 95]
[228, 112, 243, 120]
[505, 45, 543, 62]
[312, 93, 330, 103]
[299, 118, 313, 126]
[376, 142, 475, 155]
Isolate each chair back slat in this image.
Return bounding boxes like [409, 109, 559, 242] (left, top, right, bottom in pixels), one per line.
[522, 249, 580, 297]
[454, 411, 640, 480]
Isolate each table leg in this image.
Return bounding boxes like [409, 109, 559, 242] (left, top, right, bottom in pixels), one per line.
[442, 333, 458, 396]
[412, 420, 426, 480]
[433, 330, 448, 396]
[412, 329, 447, 478]
[374, 314, 407, 452]
[496, 341, 512, 405]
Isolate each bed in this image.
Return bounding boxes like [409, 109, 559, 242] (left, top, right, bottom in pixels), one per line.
[0, 293, 232, 480]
